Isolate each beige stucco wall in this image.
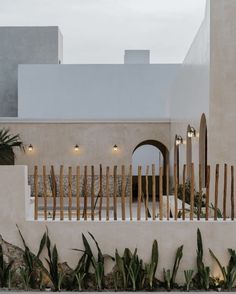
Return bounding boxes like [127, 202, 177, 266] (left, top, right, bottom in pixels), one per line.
[0, 122, 170, 174]
[0, 165, 235, 284]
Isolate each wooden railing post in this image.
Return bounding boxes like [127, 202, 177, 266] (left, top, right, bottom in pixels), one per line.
[68, 166, 72, 220]
[137, 166, 142, 220]
[182, 164, 186, 221]
[214, 164, 219, 221]
[106, 166, 110, 221]
[145, 166, 149, 221]
[76, 166, 80, 221]
[223, 163, 227, 221]
[174, 163, 178, 220]
[113, 166, 117, 220]
[129, 165, 133, 221]
[190, 163, 194, 221]
[121, 165, 126, 221]
[231, 165, 234, 221]
[198, 163, 202, 220]
[166, 164, 170, 221]
[91, 166, 95, 221]
[51, 166, 57, 220]
[99, 164, 103, 221]
[205, 165, 210, 221]
[152, 164, 156, 220]
[34, 165, 38, 220]
[159, 166, 163, 221]
[83, 166, 88, 220]
[43, 165, 47, 220]
[59, 165, 64, 221]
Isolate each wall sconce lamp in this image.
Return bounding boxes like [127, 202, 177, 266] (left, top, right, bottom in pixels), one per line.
[113, 144, 118, 151]
[74, 144, 79, 152]
[187, 126, 197, 138]
[175, 135, 183, 146]
[28, 144, 33, 152]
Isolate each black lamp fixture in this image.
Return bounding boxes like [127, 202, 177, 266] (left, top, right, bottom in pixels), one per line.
[175, 135, 183, 146]
[74, 144, 79, 152]
[113, 144, 118, 151]
[28, 144, 33, 151]
[187, 126, 197, 138]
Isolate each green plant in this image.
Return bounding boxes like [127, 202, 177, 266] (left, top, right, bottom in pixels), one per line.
[210, 203, 223, 218]
[184, 270, 194, 291]
[45, 231, 64, 291]
[74, 232, 113, 291]
[0, 244, 13, 288]
[115, 247, 145, 291]
[209, 248, 236, 290]
[17, 225, 47, 289]
[0, 128, 24, 165]
[20, 267, 31, 290]
[144, 240, 158, 289]
[163, 245, 183, 290]
[75, 272, 86, 291]
[194, 228, 211, 290]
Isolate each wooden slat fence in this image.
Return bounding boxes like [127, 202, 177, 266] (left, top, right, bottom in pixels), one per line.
[32, 163, 236, 221]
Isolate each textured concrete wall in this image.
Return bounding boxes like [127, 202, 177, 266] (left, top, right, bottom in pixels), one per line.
[18, 64, 180, 120]
[0, 165, 235, 284]
[0, 122, 170, 174]
[0, 26, 62, 117]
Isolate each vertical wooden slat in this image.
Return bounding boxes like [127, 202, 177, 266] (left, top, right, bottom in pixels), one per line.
[42, 165, 47, 220]
[99, 164, 103, 221]
[159, 166, 163, 220]
[145, 166, 149, 220]
[214, 164, 219, 221]
[121, 165, 126, 221]
[190, 163, 194, 221]
[137, 166, 142, 221]
[198, 163, 202, 220]
[91, 166, 95, 221]
[174, 163, 178, 220]
[68, 166, 72, 220]
[129, 165, 133, 221]
[106, 166, 110, 221]
[51, 166, 57, 220]
[34, 165, 38, 220]
[205, 165, 210, 221]
[166, 164, 170, 221]
[76, 166, 80, 221]
[152, 164, 156, 220]
[182, 164, 186, 221]
[223, 163, 227, 221]
[83, 166, 88, 220]
[113, 166, 117, 220]
[59, 165, 64, 220]
[231, 166, 234, 221]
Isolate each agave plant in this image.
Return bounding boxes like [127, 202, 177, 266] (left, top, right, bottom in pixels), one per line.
[163, 245, 183, 290]
[144, 240, 159, 289]
[115, 247, 145, 291]
[209, 248, 236, 290]
[17, 225, 47, 289]
[0, 244, 13, 288]
[184, 270, 194, 292]
[0, 128, 24, 165]
[194, 228, 211, 290]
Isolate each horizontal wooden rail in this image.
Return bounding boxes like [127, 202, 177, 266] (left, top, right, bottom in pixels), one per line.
[32, 163, 235, 222]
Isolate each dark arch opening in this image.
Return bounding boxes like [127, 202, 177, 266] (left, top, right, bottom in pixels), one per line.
[132, 140, 169, 202]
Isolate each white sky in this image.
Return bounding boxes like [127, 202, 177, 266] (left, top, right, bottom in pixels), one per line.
[0, 0, 206, 64]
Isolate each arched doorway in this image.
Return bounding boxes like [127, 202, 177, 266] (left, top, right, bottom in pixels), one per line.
[199, 113, 207, 187]
[132, 140, 169, 201]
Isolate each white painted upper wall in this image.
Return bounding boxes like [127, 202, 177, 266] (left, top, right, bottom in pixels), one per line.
[170, 0, 210, 121]
[18, 64, 180, 120]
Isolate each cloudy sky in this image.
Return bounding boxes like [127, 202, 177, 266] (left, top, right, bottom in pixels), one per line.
[0, 0, 206, 64]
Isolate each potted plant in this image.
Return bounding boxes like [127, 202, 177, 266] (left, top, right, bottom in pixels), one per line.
[0, 128, 24, 165]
